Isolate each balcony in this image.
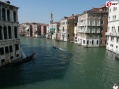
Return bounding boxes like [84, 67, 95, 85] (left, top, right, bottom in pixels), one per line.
[84, 31, 90, 33]
[76, 30, 84, 33]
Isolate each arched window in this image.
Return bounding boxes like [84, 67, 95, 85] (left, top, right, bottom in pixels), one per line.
[8, 26, 12, 39]
[13, 11, 16, 22]
[2, 8, 6, 21]
[7, 9, 10, 21]
[14, 26, 17, 38]
[3, 26, 8, 39]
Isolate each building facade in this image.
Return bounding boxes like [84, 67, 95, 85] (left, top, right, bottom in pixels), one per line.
[46, 12, 60, 40]
[19, 23, 47, 37]
[76, 6, 108, 47]
[106, 2, 119, 54]
[41, 24, 47, 37]
[59, 15, 78, 42]
[59, 17, 69, 41]
[0, 1, 21, 66]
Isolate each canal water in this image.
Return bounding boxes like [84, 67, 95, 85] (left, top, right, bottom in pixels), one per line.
[0, 37, 119, 89]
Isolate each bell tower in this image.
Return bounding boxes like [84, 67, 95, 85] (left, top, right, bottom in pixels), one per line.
[50, 12, 53, 24]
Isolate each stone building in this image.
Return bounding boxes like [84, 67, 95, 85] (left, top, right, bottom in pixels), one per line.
[106, 1, 119, 54]
[76, 5, 108, 47]
[59, 15, 78, 42]
[0, 1, 21, 66]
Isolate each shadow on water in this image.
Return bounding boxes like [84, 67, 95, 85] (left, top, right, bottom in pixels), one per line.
[0, 44, 72, 89]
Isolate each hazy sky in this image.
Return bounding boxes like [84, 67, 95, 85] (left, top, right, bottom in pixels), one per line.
[8, 0, 108, 24]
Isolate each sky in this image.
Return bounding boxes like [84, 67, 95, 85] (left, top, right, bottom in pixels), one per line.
[7, 0, 108, 24]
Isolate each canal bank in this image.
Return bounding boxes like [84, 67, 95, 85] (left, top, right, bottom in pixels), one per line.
[0, 37, 119, 89]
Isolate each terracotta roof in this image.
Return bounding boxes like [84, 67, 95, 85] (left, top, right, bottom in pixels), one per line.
[81, 4, 108, 15]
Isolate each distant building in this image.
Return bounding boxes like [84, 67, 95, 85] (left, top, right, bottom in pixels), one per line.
[0, 1, 21, 66]
[76, 5, 108, 47]
[59, 16, 69, 41]
[106, 2, 119, 54]
[74, 15, 79, 43]
[59, 15, 78, 42]
[41, 24, 47, 37]
[19, 23, 47, 37]
[46, 12, 60, 39]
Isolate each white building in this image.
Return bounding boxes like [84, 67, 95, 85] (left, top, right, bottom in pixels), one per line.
[19, 23, 31, 36]
[59, 17, 69, 41]
[74, 26, 78, 43]
[76, 12, 100, 47]
[106, 1, 119, 54]
[46, 12, 60, 39]
[49, 22, 59, 39]
[76, 6, 108, 47]
[0, 1, 21, 66]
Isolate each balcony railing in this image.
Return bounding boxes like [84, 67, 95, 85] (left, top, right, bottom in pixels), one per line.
[76, 30, 84, 33]
[84, 31, 90, 33]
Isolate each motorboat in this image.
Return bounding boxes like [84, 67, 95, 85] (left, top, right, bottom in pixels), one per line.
[53, 45, 58, 49]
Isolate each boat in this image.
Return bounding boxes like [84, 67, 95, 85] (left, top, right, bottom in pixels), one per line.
[11, 52, 35, 64]
[115, 55, 119, 60]
[53, 45, 58, 49]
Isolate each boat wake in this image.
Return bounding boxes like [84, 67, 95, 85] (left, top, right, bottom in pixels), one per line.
[58, 48, 66, 51]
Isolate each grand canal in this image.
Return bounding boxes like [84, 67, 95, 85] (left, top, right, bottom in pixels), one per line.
[0, 37, 119, 89]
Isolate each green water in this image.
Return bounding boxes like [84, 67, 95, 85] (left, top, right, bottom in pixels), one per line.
[0, 37, 119, 89]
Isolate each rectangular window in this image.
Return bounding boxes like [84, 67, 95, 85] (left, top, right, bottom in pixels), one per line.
[101, 20, 104, 24]
[92, 20, 95, 26]
[5, 46, 9, 53]
[14, 27, 18, 38]
[88, 20, 90, 25]
[87, 40, 89, 44]
[8, 28, 12, 39]
[92, 40, 94, 45]
[83, 40, 85, 44]
[97, 28, 100, 33]
[97, 20, 100, 26]
[118, 26, 119, 33]
[92, 28, 94, 33]
[108, 17, 110, 21]
[87, 27, 90, 33]
[0, 28, 3, 40]
[4, 27, 7, 39]
[9, 45, 13, 52]
[0, 47, 4, 55]
[97, 40, 99, 44]
[0, 9, 1, 20]
[15, 44, 19, 51]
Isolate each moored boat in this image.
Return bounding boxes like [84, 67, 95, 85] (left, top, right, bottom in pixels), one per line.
[11, 52, 35, 64]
